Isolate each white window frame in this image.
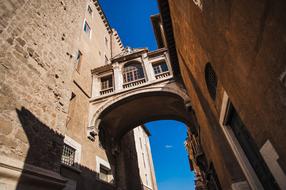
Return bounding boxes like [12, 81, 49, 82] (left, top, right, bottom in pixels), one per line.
[96, 156, 113, 183]
[64, 135, 82, 164]
[219, 92, 261, 190]
[83, 19, 92, 39]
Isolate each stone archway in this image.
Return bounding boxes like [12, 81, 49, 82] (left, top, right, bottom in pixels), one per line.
[92, 83, 198, 190]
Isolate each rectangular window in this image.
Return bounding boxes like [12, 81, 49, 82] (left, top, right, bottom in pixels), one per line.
[152, 62, 168, 75]
[99, 165, 110, 182]
[142, 153, 146, 168]
[66, 92, 76, 126]
[101, 75, 113, 90]
[76, 50, 82, 72]
[105, 55, 108, 65]
[61, 144, 76, 166]
[226, 103, 278, 189]
[83, 20, 91, 37]
[87, 5, 93, 16]
[139, 138, 143, 149]
[105, 37, 108, 46]
[145, 174, 148, 185]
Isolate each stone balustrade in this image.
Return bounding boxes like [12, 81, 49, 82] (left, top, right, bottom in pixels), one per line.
[155, 71, 170, 79]
[100, 88, 114, 95]
[123, 78, 146, 89]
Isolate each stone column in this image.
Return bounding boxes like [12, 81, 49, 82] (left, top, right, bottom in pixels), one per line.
[142, 53, 156, 82]
[113, 63, 123, 92]
[164, 52, 173, 74]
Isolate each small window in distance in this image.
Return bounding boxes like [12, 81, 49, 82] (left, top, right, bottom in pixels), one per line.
[76, 50, 82, 72]
[142, 153, 146, 168]
[83, 21, 91, 37]
[152, 61, 168, 75]
[67, 92, 76, 126]
[105, 37, 108, 47]
[123, 62, 145, 83]
[145, 174, 149, 185]
[61, 144, 76, 166]
[87, 5, 93, 16]
[99, 165, 110, 182]
[205, 63, 217, 100]
[105, 55, 108, 65]
[101, 75, 113, 90]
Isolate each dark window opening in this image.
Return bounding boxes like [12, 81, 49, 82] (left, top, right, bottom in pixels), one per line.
[206, 164, 222, 190]
[87, 5, 92, 16]
[152, 61, 168, 75]
[83, 21, 91, 36]
[105, 55, 108, 65]
[105, 37, 108, 47]
[205, 63, 217, 100]
[99, 165, 110, 182]
[123, 62, 144, 83]
[226, 103, 279, 189]
[101, 75, 113, 90]
[76, 50, 82, 72]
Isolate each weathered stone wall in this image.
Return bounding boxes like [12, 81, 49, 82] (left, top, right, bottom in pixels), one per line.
[0, 0, 125, 189]
[0, 0, 85, 168]
[167, 0, 286, 188]
[64, 0, 122, 173]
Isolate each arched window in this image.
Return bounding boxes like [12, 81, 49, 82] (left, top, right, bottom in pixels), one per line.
[205, 63, 217, 100]
[123, 62, 144, 83]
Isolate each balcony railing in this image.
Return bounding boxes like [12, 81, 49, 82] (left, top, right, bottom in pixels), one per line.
[100, 87, 114, 95]
[123, 78, 146, 89]
[155, 71, 170, 79]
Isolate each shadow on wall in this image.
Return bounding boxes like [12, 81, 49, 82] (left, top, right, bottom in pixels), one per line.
[101, 127, 143, 190]
[15, 107, 114, 190]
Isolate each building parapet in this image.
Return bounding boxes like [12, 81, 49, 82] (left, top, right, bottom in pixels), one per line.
[90, 48, 173, 100]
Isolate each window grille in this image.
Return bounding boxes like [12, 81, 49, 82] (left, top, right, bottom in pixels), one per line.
[61, 144, 76, 166]
[205, 63, 217, 100]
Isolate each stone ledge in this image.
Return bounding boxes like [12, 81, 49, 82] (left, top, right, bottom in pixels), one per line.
[0, 156, 67, 189]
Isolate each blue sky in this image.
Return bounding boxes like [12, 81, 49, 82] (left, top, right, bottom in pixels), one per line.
[146, 121, 195, 190]
[99, 0, 158, 51]
[99, 1, 195, 189]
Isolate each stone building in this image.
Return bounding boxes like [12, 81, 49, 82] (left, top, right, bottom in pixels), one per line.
[157, 0, 286, 189]
[133, 126, 157, 190]
[0, 0, 159, 190]
[2, 0, 284, 189]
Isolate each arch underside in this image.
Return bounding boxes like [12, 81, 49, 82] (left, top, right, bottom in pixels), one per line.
[98, 91, 193, 145]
